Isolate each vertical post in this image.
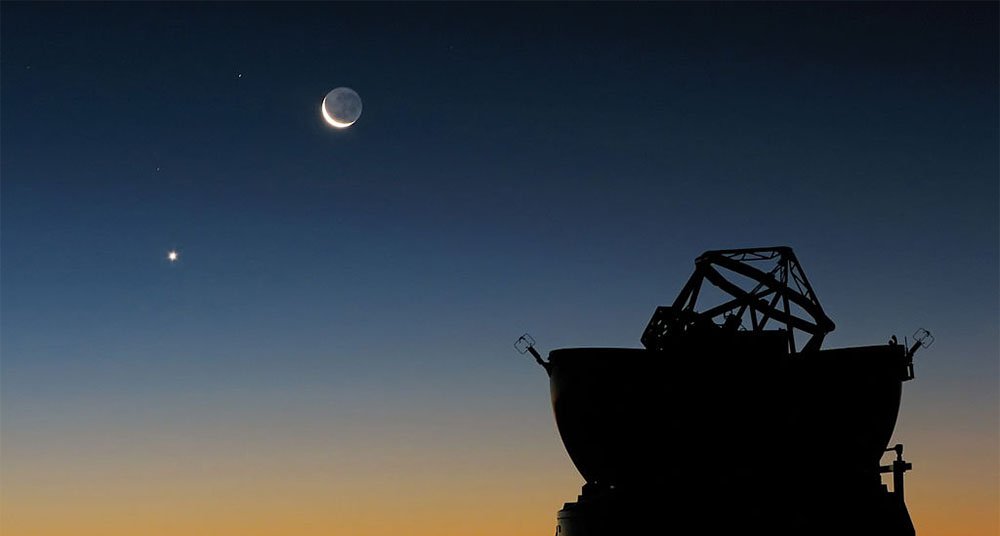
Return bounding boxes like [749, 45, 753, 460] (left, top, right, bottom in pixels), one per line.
[886, 444, 912, 503]
[893, 459, 905, 502]
[892, 459, 912, 502]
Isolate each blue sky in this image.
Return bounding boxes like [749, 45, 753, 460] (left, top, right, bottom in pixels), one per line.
[2, 3, 997, 535]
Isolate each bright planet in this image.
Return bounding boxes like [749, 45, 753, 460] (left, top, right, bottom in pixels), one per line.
[321, 87, 362, 128]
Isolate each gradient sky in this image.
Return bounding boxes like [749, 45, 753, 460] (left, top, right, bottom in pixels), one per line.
[2, 3, 997, 535]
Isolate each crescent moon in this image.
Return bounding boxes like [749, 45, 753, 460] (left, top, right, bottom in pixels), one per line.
[321, 96, 355, 128]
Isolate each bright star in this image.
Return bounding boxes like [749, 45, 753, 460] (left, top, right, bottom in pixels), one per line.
[167, 250, 179, 262]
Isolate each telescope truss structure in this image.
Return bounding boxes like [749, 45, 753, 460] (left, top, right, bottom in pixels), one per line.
[642, 247, 835, 354]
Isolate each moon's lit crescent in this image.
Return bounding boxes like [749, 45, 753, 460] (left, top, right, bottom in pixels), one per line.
[321, 96, 355, 128]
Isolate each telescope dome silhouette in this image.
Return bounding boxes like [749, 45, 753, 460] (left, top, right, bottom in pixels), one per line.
[518, 247, 929, 535]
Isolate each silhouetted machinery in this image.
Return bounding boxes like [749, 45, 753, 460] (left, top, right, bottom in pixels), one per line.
[516, 247, 931, 535]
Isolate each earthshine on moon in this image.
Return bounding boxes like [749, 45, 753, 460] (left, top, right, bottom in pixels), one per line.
[321, 87, 362, 128]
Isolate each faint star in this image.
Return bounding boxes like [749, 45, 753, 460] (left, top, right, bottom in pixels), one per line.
[167, 250, 179, 262]
[237, 73, 243, 79]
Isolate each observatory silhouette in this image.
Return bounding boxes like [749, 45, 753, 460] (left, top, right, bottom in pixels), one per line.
[517, 247, 930, 535]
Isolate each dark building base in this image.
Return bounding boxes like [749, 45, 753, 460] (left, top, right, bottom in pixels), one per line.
[554, 484, 915, 536]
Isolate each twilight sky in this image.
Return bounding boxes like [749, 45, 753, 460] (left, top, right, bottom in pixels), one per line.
[2, 3, 997, 535]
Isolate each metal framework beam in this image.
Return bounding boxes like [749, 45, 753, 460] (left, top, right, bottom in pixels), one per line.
[644, 246, 835, 354]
